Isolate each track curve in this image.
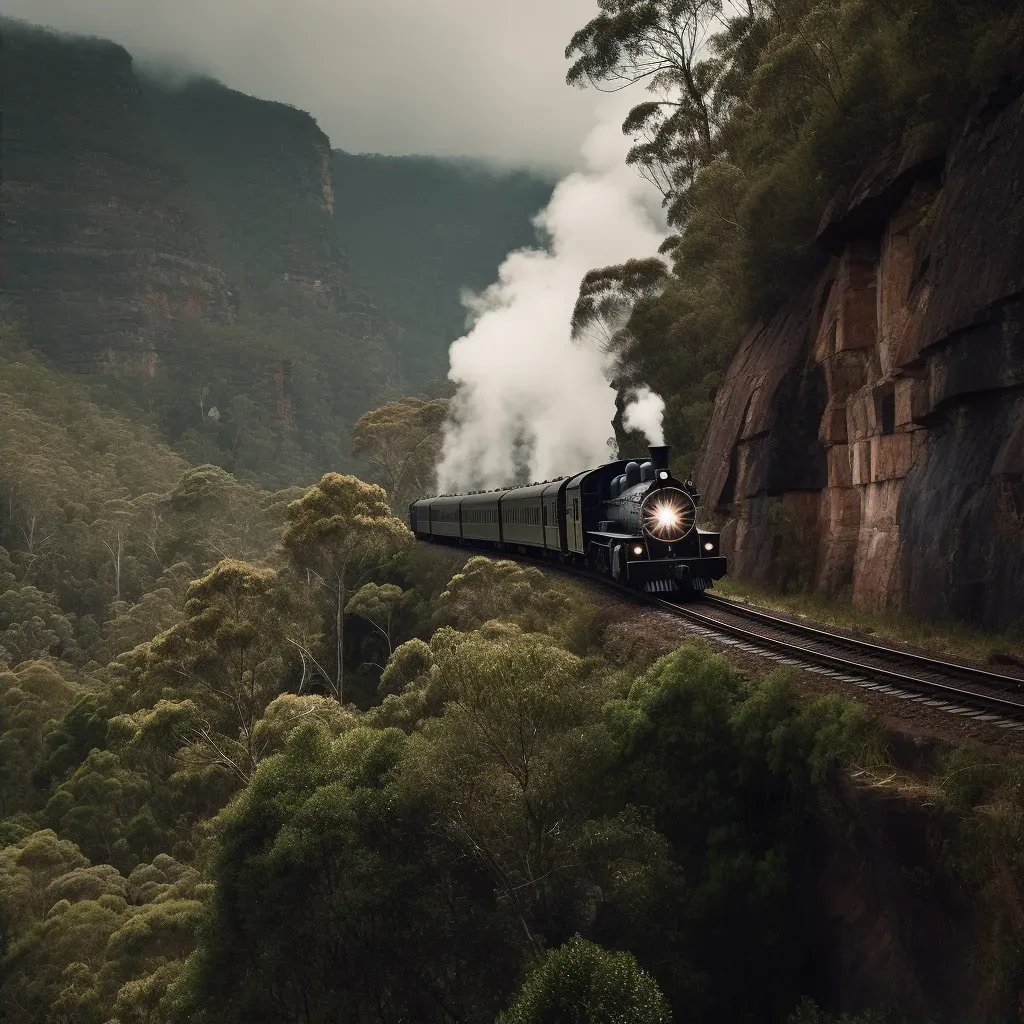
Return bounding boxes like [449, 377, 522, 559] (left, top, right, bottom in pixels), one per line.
[420, 541, 1024, 728]
[656, 594, 1024, 727]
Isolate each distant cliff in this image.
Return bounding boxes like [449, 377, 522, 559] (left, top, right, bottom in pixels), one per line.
[696, 61, 1024, 629]
[142, 78, 356, 309]
[0, 21, 234, 375]
[1, 19, 553, 485]
[331, 153, 554, 384]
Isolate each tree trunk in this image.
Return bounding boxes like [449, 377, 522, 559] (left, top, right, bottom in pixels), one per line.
[114, 530, 123, 602]
[335, 577, 345, 704]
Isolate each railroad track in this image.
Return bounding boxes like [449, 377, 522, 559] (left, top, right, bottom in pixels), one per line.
[436, 544, 1024, 728]
[652, 592, 1024, 729]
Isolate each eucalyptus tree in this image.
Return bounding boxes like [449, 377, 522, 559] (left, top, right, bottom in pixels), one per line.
[119, 559, 294, 790]
[499, 936, 672, 1024]
[566, 0, 733, 210]
[350, 397, 449, 510]
[282, 473, 412, 704]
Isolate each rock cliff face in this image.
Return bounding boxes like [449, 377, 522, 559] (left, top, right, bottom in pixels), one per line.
[815, 769, 999, 1021]
[0, 22, 233, 375]
[697, 63, 1024, 629]
[140, 78, 353, 309]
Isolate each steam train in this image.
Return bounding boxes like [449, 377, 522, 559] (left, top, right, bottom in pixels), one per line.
[410, 445, 727, 597]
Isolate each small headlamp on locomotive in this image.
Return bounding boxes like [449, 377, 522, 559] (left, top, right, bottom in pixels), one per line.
[584, 445, 726, 596]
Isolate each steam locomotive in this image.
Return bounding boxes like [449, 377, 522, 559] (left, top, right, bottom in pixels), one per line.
[410, 445, 726, 597]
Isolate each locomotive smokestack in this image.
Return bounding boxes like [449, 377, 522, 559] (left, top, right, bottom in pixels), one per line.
[649, 445, 670, 471]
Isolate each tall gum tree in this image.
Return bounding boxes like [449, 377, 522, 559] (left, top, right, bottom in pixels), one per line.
[350, 397, 448, 511]
[565, 0, 730, 206]
[282, 473, 412, 705]
[123, 559, 293, 789]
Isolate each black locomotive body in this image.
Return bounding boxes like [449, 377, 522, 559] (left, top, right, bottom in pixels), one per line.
[410, 445, 726, 598]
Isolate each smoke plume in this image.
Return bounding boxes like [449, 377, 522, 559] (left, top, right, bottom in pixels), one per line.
[622, 387, 666, 446]
[437, 103, 668, 493]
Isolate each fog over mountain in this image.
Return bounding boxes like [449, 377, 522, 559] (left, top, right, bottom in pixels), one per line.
[5, 0, 604, 170]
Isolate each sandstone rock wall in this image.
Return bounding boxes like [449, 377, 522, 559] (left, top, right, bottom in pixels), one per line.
[0, 23, 233, 375]
[140, 77, 351, 309]
[814, 772, 997, 1021]
[697, 65, 1024, 629]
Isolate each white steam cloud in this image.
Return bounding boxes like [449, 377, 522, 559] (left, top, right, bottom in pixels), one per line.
[622, 387, 666, 446]
[437, 102, 668, 493]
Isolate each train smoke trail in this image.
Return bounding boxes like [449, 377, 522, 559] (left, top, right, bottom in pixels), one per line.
[436, 102, 668, 493]
[622, 386, 666, 446]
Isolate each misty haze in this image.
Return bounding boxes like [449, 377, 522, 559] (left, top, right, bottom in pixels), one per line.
[2, 4, 1024, 1024]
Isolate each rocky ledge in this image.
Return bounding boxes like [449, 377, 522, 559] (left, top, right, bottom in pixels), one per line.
[696, 61, 1024, 629]
[0, 22, 233, 375]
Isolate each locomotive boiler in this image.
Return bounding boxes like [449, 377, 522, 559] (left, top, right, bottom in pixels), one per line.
[410, 445, 726, 598]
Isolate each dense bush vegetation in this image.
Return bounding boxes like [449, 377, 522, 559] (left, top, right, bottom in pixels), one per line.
[568, 0, 1024, 470]
[0, 324, 888, 1019]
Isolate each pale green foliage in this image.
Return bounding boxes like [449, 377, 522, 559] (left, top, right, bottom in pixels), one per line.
[435, 557, 572, 633]
[44, 749, 153, 871]
[283, 473, 413, 702]
[500, 936, 672, 1024]
[118, 559, 293, 790]
[346, 582, 408, 660]
[283, 473, 413, 582]
[0, 829, 89, 936]
[0, 830, 203, 1024]
[0, 661, 78, 813]
[101, 588, 184, 662]
[377, 637, 433, 696]
[0, 586, 77, 665]
[166, 465, 291, 567]
[252, 692, 358, 756]
[369, 630, 453, 729]
[433, 557, 605, 657]
[408, 625, 616, 955]
[350, 396, 448, 509]
[0, 324, 301, 678]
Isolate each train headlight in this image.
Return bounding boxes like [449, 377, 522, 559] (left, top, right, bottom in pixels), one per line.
[640, 487, 696, 543]
[658, 470, 669, 480]
[704, 542, 714, 551]
[632, 545, 644, 556]
[656, 505, 679, 530]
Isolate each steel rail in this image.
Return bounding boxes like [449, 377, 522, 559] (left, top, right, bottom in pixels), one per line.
[651, 597, 1024, 719]
[700, 594, 1024, 690]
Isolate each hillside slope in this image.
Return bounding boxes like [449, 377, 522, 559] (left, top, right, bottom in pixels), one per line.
[0, 22, 234, 374]
[2, 19, 552, 485]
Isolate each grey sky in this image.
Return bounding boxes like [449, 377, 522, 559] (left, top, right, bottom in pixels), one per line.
[8, 0, 606, 170]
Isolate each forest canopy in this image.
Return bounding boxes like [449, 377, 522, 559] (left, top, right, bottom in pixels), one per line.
[566, 0, 1024, 468]
[0, 327, 892, 1019]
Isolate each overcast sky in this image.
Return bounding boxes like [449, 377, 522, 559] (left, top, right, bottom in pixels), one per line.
[8, 0, 608, 170]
